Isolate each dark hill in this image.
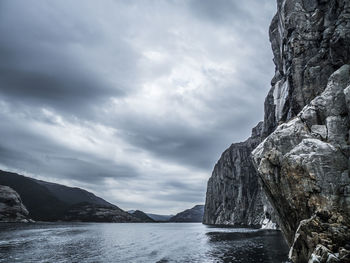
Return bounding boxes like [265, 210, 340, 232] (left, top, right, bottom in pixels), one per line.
[169, 205, 204, 222]
[130, 210, 155, 222]
[0, 170, 137, 222]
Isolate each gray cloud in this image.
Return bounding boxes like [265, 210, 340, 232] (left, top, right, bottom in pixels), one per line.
[0, 0, 276, 213]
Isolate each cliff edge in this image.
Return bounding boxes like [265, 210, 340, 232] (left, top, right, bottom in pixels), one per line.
[203, 122, 276, 227]
[253, 0, 350, 262]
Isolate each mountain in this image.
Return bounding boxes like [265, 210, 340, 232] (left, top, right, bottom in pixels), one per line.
[129, 210, 155, 222]
[128, 210, 173, 221]
[169, 205, 204, 222]
[64, 202, 140, 223]
[204, 0, 350, 262]
[36, 180, 114, 207]
[0, 185, 32, 222]
[146, 213, 173, 222]
[0, 170, 68, 221]
[0, 170, 139, 222]
[203, 122, 276, 228]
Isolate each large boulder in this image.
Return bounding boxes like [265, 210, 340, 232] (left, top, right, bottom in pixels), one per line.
[0, 185, 31, 222]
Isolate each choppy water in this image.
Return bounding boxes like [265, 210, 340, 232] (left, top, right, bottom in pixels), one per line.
[0, 223, 289, 263]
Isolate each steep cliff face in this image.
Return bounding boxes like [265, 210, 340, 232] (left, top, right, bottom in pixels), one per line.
[254, 64, 350, 263]
[0, 185, 31, 222]
[252, 0, 350, 261]
[263, 0, 350, 137]
[203, 122, 276, 227]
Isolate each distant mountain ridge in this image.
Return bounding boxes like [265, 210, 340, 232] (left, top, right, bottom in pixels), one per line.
[0, 170, 138, 222]
[129, 210, 155, 222]
[169, 205, 204, 222]
[146, 213, 173, 222]
[36, 180, 114, 207]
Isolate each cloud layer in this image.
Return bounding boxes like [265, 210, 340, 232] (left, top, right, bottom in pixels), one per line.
[0, 0, 276, 214]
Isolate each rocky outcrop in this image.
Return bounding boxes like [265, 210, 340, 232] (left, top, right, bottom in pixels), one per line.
[0, 185, 31, 222]
[253, 64, 350, 262]
[203, 123, 276, 227]
[170, 205, 204, 222]
[204, 0, 350, 261]
[263, 0, 350, 137]
[251, 0, 350, 261]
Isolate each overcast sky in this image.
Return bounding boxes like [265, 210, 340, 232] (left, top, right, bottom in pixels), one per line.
[0, 0, 276, 214]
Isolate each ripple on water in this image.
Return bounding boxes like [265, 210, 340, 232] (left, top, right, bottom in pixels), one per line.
[0, 223, 289, 263]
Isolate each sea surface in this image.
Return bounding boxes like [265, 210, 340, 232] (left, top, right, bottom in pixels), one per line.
[0, 223, 289, 263]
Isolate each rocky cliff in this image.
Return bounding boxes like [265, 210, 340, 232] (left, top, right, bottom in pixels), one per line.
[0, 185, 31, 222]
[252, 0, 350, 262]
[203, 123, 276, 227]
[254, 62, 350, 263]
[263, 0, 350, 137]
[204, 0, 349, 261]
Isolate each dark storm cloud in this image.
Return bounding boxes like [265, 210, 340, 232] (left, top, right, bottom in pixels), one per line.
[0, 0, 276, 213]
[0, 0, 136, 118]
[188, 0, 250, 24]
[117, 117, 249, 171]
[0, 112, 140, 183]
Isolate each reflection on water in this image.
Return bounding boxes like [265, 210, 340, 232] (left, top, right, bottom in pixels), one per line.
[0, 223, 289, 263]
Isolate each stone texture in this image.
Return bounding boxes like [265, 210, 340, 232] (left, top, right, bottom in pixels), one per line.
[251, 1, 350, 261]
[0, 185, 31, 222]
[263, 0, 350, 137]
[253, 65, 350, 262]
[203, 122, 276, 227]
[203, 0, 350, 260]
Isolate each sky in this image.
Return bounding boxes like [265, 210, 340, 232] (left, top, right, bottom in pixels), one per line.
[0, 0, 276, 214]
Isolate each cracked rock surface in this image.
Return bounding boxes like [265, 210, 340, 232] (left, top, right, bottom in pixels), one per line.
[263, 0, 350, 137]
[253, 65, 350, 262]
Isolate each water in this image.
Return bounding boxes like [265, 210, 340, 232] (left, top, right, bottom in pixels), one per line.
[0, 223, 289, 263]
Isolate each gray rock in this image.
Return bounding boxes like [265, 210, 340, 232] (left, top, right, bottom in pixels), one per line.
[204, 1, 350, 261]
[203, 122, 277, 228]
[0, 185, 31, 222]
[252, 65, 350, 262]
[263, 0, 350, 137]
